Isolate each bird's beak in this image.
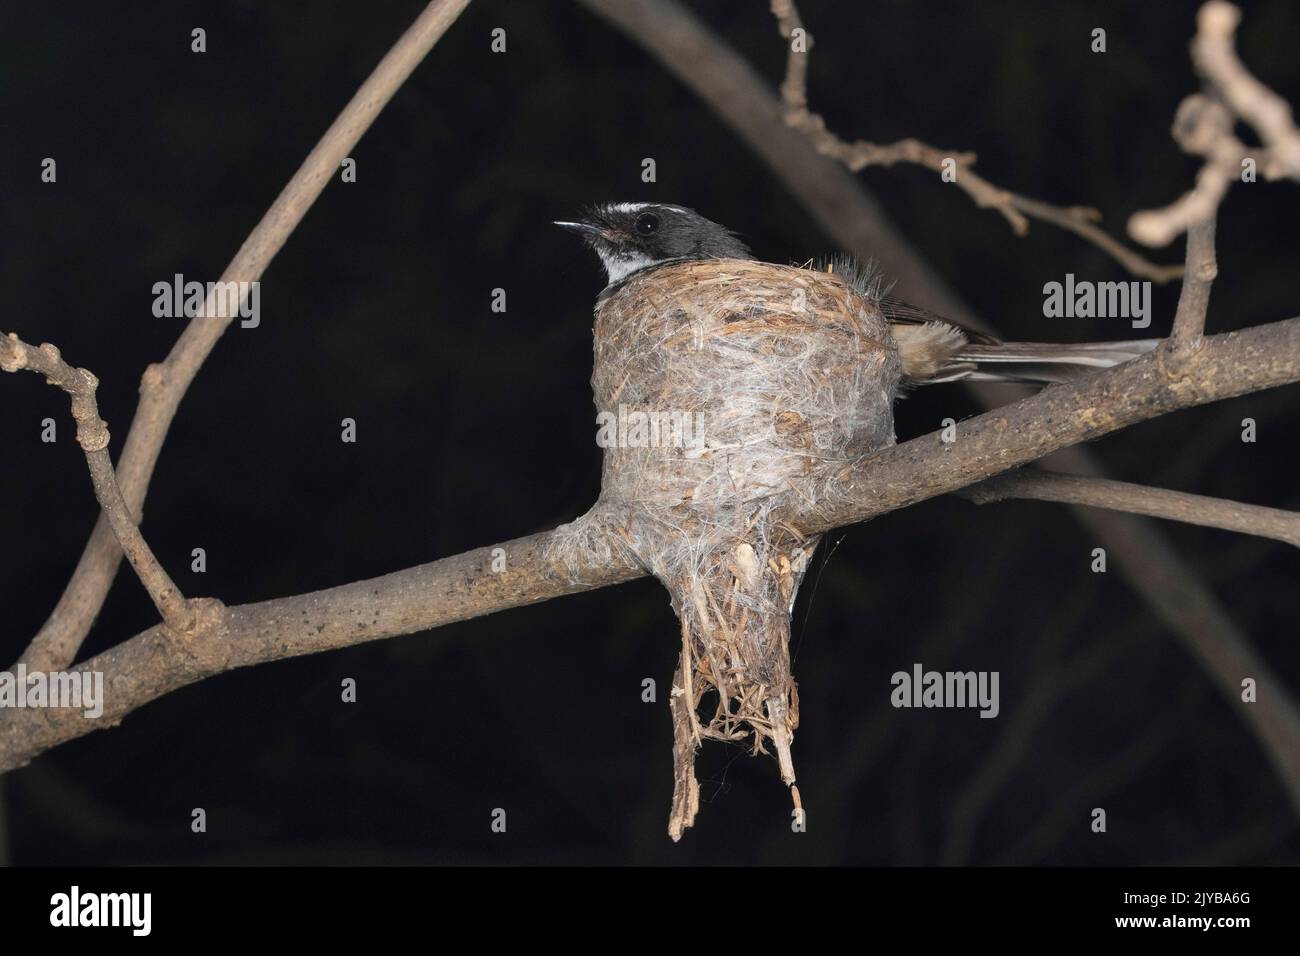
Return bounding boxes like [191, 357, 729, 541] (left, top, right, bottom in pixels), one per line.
[553, 220, 601, 237]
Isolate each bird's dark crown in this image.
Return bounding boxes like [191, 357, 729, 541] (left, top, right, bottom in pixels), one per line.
[555, 202, 752, 285]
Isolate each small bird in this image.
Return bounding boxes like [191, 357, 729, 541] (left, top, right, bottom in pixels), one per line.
[556, 201, 1157, 386]
[555, 202, 1161, 836]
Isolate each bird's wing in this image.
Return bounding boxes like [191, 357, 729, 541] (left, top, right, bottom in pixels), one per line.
[877, 294, 1001, 345]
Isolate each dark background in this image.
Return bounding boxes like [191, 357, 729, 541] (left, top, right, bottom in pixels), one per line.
[2, 0, 1298, 865]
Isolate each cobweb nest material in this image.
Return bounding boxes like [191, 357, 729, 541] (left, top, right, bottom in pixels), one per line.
[550, 258, 902, 839]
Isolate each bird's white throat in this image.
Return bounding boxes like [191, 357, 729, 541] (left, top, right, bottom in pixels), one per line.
[597, 249, 662, 284]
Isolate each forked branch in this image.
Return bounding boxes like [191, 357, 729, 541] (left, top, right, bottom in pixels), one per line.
[962, 470, 1300, 550]
[17, 0, 473, 674]
[768, 0, 1184, 282]
[1, 334, 192, 631]
[4, 313, 1300, 774]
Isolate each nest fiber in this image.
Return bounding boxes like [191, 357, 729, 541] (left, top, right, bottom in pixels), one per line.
[552, 258, 902, 838]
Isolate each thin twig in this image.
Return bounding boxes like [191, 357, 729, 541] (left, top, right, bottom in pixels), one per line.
[1, 334, 192, 631]
[17, 0, 474, 673]
[769, 0, 1183, 282]
[963, 470, 1300, 550]
[1170, 217, 1219, 348]
[1129, 94, 1243, 246]
[1193, 1, 1300, 177]
[1130, 1, 1300, 246]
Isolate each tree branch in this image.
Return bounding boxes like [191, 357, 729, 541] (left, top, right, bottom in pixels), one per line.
[17, 0, 473, 673]
[768, 0, 1183, 282]
[1130, 1, 1300, 246]
[1, 335, 192, 632]
[1170, 217, 1218, 348]
[4, 316, 1300, 777]
[575, 0, 1300, 818]
[814, 320, 1300, 526]
[1193, 1, 1300, 177]
[7, 0, 1299, 839]
[962, 470, 1300, 549]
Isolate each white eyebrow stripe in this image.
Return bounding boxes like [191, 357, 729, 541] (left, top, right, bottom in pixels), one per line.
[604, 201, 690, 215]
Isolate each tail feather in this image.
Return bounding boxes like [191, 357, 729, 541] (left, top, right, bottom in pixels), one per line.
[813, 254, 1160, 386]
[949, 339, 1160, 384]
[894, 325, 1159, 385]
[957, 339, 1161, 366]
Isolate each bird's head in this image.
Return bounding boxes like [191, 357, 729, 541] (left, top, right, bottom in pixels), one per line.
[555, 202, 752, 285]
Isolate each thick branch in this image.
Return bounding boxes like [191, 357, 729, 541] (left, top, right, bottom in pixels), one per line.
[4, 317, 1300, 774]
[814, 322, 1300, 525]
[1, 335, 191, 631]
[962, 470, 1300, 549]
[18, 0, 473, 673]
[0, 531, 640, 771]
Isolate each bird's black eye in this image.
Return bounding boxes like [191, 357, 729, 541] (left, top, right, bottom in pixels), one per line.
[634, 212, 660, 236]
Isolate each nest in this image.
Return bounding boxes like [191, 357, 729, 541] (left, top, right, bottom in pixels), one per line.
[551, 258, 902, 839]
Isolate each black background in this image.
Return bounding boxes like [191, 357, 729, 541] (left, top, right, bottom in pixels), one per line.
[1, 0, 1298, 865]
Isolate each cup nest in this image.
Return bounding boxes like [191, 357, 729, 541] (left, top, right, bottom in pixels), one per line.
[549, 258, 902, 838]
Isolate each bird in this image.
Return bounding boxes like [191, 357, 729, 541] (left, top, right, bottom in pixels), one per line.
[555, 201, 1158, 387]
[554, 201, 1159, 836]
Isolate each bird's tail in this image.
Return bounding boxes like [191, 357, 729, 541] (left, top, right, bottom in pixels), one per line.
[909, 332, 1161, 385]
[813, 254, 1160, 386]
[953, 338, 1161, 383]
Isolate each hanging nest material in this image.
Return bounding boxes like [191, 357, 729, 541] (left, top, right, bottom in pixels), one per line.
[551, 257, 902, 839]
